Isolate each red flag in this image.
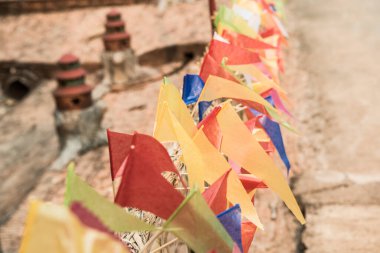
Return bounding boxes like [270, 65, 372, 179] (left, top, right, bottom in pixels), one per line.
[222, 30, 275, 50]
[208, 40, 261, 65]
[244, 116, 275, 154]
[200, 40, 263, 82]
[107, 129, 134, 180]
[114, 132, 185, 219]
[70, 202, 115, 238]
[198, 106, 223, 150]
[238, 174, 267, 193]
[202, 169, 231, 215]
[199, 53, 236, 82]
[244, 117, 259, 132]
[241, 221, 257, 253]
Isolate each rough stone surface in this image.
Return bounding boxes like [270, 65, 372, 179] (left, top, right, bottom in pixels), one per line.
[52, 101, 107, 170]
[303, 205, 380, 253]
[287, 0, 380, 252]
[101, 49, 137, 87]
[0, 1, 210, 64]
[0, 80, 59, 225]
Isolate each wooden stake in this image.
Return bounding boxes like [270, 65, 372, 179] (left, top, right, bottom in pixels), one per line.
[111, 180, 116, 200]
[151, 238, 179, 253]
[140, 230, 164, 253]
[209, 0, 217, 35]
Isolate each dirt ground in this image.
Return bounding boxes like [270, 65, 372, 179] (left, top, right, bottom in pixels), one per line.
[1, 0, 380, 252]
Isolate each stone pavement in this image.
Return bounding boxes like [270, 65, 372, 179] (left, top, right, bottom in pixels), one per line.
[287, 0, 380, 252]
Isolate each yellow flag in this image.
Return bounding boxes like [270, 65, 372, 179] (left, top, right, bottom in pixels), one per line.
[216, 103, 305, 224]
[155, 103, 205, 191]
[227, 64, 287, 97]
[259, 55, 280, 84]
[252, 128, 271, 142]
[198, 75, 296, 132]
[154, 80, 196, 141]
[235, 0, 262, 14]
[193, 129, 264, 229]
[216, 18, 258, 39]
[19, 202, 129, 253]
[199, 75, 274, 109]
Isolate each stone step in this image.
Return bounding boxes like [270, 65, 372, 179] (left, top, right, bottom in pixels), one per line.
[302, 205, 380, 253]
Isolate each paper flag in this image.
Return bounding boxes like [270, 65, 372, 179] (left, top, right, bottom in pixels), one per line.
[261, 114, 291, 170]
[163, 188, 234, 253]
[202, 169, 230, 215]
[208, 40, 261, 65]
[261, 88, 292, 117]
[182, 74, 205, 104]
[182, 74, 212, 121]
[241, 221, 257, 253]
[222, 30, 275, 50]
[248, 96, 291, 172]
[216, 103, 305, 224]
[197, 106, 223, 150]
[154, 80, 197, 141]
[155, 97, 262, 228]
[238, 174, 267, 193]
[217, 205, 243, 252]
[244, 116, 270, 141]
[65, 165, 156, 232]
[199, 100, 212, 121]
[198, 75, 276, 118]
[114, 132, 185, 219]
[70, 202, 115, 238]
[260, 27, 276, 38]
[107, 129, 134, 180]
[232, 3, 261, 33]
[199, 53, 236, 83]
[198, 75, 295, 132]
[261, 7, 288, 39]
[260, 98, 290, 171]
[155, 103, 205, 190]
[226, 64, 287, 98]
[19, 202, 130, 253]
[192, 129, 263, 229]
[214, 5, 258, 39]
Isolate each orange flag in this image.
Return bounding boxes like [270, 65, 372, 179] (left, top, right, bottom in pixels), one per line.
[216, 103, 305, 224]
[198, 75, 295, 132]
[226, 63, 287, 97]
[198, 75, 275, 119]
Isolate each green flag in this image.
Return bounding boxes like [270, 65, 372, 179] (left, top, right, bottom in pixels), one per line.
[65, 164, 155, 233]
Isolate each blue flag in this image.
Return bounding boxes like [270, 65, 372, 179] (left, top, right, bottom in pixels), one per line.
[249, 96, 291, 172]
[182, 74, 211, 121]
[217, 204, 243, 252]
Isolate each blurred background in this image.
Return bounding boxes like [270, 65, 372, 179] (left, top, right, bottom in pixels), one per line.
[0, 0, 379, 252]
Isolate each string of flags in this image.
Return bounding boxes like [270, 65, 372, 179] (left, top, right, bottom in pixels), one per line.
[19, 0, 305, 252]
